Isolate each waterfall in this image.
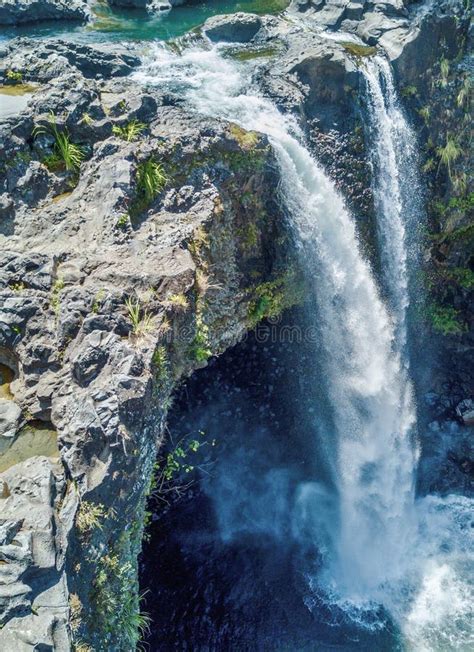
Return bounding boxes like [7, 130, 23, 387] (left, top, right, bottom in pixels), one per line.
[136, 45, 473, 650]
[362, 56, 419, 351]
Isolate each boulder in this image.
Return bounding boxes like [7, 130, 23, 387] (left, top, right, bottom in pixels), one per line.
[203, 13, 263, 43]
[0, 0, 90, 25]
[0, 400, 21, 443]
[456, 399, 474, 426]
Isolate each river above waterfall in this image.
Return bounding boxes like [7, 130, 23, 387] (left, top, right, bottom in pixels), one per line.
[0, 0, 289, 43]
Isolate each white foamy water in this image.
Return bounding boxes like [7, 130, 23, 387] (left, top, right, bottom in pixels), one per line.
[135, 45, 473, 651]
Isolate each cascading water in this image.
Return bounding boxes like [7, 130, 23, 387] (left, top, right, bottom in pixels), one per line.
[136, 44, 473, 650]
[362, 56, 419, 350]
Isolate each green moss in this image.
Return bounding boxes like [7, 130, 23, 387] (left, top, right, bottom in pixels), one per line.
[428, 303, 467, 335]
[341, 42, 376, 58]
[226, 46, 280, 62]
[401, 85, 418, 98]
[450, 267, 474, 290]
[229, 124, 260, 151]
[247, 271, 305, 326]
[5, 69, 23, 84]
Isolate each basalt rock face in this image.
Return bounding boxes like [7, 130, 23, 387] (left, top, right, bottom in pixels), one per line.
[0, 0, 91, 25]
[0, 39, 297, 650]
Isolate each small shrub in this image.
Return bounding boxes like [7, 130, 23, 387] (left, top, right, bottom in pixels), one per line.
[91, 289, 105, 314]
[418, 106, 430, 123]
[152, 345, 169, 385]
[69, 593, 83, 634]
[450, 267, 474, 290]
[112, 120, 146, 142]
[116, 213, 130, 230]
[76, 501, 106, 533]
[80, 113, 94, 126]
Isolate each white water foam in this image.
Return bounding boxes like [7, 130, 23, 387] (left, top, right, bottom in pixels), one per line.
[135, 45, 473, 650]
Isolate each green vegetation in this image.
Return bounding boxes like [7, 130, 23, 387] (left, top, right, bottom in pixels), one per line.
[152, 345, 169, 386]
[116, 213, 130, 230]
[165, 293, 189, 311]
[130, 157, 167, 216]
[5, 69, 23, 84]
[51, 277, 65, 315]
[247, 272, 305, 326]
[229, 124, 260, 151]
[90, 530, 150, 650]
[125, 297, 155, 337]
[80, 113, 94, 126]
[190, 315, 212, 363]
[34, 113, 85, 173]
[450, 267, 474, 290]
[227, 46, 280, 62]
[401, 85, 418, 98]
[440, 57, 450, 86]
[457, 75, 471, 108]
[91, 289, 105, 314]
[137, 158, 167, 201]
[76, 501, 107, 534]
[341, 42, 376, 58]
[419, 106, 430, 123]
[436, 133, 462, 181]
[428, 303, 467, 335]
[149, 429, 216, 504]
[112, 119, 146, 142]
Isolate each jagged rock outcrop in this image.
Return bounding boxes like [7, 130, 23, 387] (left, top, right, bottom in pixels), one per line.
[0, 0, 91, 25]
[0, 37, 297, 650]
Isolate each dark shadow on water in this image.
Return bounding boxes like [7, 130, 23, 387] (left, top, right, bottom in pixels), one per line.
[140, 311, 402, 651]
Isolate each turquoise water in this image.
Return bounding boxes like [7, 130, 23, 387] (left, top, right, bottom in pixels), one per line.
[0, 0, 289, 43]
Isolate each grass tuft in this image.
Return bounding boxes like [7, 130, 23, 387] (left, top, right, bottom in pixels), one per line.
[112, 119, 146, 142]
[34, 112, 84, 173]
